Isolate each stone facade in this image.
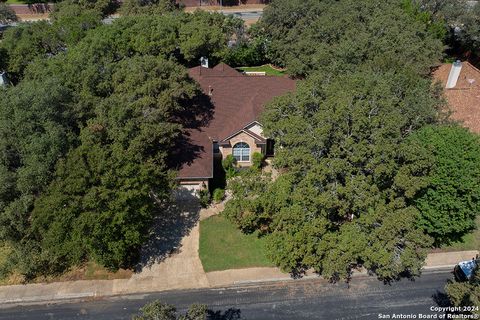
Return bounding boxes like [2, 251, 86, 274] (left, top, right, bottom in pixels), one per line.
[219, 131, 265, 167]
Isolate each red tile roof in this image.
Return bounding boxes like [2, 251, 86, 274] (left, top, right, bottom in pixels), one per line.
[433, 61, 480, 133]
[177, 63, 296, 179]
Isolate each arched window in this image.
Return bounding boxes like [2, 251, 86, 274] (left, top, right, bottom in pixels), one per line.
[232, 142, 250, 162]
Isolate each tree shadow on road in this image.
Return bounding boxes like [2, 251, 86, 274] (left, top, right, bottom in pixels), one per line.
[207, 308, 242, 320]
[135, 192, 201, 271]
[432, 290, 452, 308]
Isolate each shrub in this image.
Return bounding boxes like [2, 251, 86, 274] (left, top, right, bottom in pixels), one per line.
[252, 152, 264, 170]
[213, 188, 225, 203]
[0, 3, 17, 25]
[222, 154, 237, 179]
[222, 154, 236, 170]
[198, 188, 211, 208]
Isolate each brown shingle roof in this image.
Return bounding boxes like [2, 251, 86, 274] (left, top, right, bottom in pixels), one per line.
[177, 64, 296, 179]
[433, 61, 480, 133]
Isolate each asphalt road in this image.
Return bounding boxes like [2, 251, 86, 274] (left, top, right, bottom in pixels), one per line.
[0, 270, 457, 320]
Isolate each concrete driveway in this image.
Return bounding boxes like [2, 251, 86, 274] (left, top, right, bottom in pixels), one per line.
[116, 200, 210, 293]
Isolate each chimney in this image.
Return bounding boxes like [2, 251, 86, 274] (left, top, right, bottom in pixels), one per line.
[200, 57, 209, 68]
[0, 72, 8, 87]
[446, 60, 462, 89]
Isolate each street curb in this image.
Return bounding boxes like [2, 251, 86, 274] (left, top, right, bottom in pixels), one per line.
[0, 251, 473, 307]
[423, 264, 456, 270]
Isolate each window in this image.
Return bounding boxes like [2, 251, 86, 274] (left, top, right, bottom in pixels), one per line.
[232, 142, 250, 162]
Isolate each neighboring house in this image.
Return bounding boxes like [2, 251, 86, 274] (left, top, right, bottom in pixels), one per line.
[434, 61, 480, 133]
[177, 63, 296, 195]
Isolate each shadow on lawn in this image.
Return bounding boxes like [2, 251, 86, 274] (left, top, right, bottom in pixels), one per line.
[135, 192, 201, 271]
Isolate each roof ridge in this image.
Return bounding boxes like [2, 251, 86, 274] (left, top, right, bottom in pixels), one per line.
[464, 61, 480, 75]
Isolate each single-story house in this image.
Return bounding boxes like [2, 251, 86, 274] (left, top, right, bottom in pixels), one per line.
[176, 63, 296, 194]
[433, 60, 480, 133]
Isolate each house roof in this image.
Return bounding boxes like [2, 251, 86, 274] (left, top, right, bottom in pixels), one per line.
[433, 61, 480, 133]
[177, 63, 296, 179]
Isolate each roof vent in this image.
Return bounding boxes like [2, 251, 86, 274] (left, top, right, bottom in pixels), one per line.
[200, 57, 209, 69]
[446, 60, 462, 89]
[208, 85, 213, 96]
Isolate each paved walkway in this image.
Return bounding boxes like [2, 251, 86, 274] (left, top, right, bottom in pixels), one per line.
[0, 196, 477, 306]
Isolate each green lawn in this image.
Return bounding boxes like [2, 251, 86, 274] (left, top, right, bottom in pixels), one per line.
[6, 0, 50, 3]
[199, 215, 274, 272]
[6, 0, 28, 4]
[236, 65, 286, 77]
[435, 215, 480, 252]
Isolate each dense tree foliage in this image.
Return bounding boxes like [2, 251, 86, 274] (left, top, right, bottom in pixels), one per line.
[1, 9, 239, 84]
[0, 12, 101, 83]
[24, 57, 197, 275]
[0, 9, 232, 278]
[410, 125, 480, 245]
[401, 0, 448, 41]
[445, 264, 480, 316]
[224, 69, 445, 280]
[414, 0, 480, 55]
[51, 0, 118, 18]
[259, 0, 444, 77]
[121, 0, 177, 16]
[0, 79, 75, 244]
[0, 3, 17, 25]
[224, 23, 268, 67]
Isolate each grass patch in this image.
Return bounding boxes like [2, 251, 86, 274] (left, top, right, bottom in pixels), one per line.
[0, 243, 10, 269]
[6, 0, 49, 3]
[434, 215, 480, 252]
[236, 65, 286, 77]
[55, 262, 133, 282]
[6, 0, 28, 4]
[199, 215, 274, 272]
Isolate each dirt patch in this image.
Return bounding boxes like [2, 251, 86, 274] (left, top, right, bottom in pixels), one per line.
[18, 14, 50, 21]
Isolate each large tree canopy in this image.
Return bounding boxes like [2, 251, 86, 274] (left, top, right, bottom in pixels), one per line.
[224, 69, 445, 280]
[410, 125, 480, 245]
[414, 0, 480, 55]
[0, 10, 230, 279]
[25, 56, 198, 275]
[0, 79, 75, 245]
[259, 0, 444, 77]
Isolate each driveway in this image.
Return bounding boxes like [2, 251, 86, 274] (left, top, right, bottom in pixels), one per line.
[116, 200, 210, 293]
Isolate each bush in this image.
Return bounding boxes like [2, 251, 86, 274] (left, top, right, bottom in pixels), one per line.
[252, 152, 264, 170]
[133, 300, 208, 320]
[222, 154, 236, 170]
[213, 188, 225, 203]
[0, 3, 17, 25]
[198, 188, 211, 208]
[222, 154, 237, 179]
